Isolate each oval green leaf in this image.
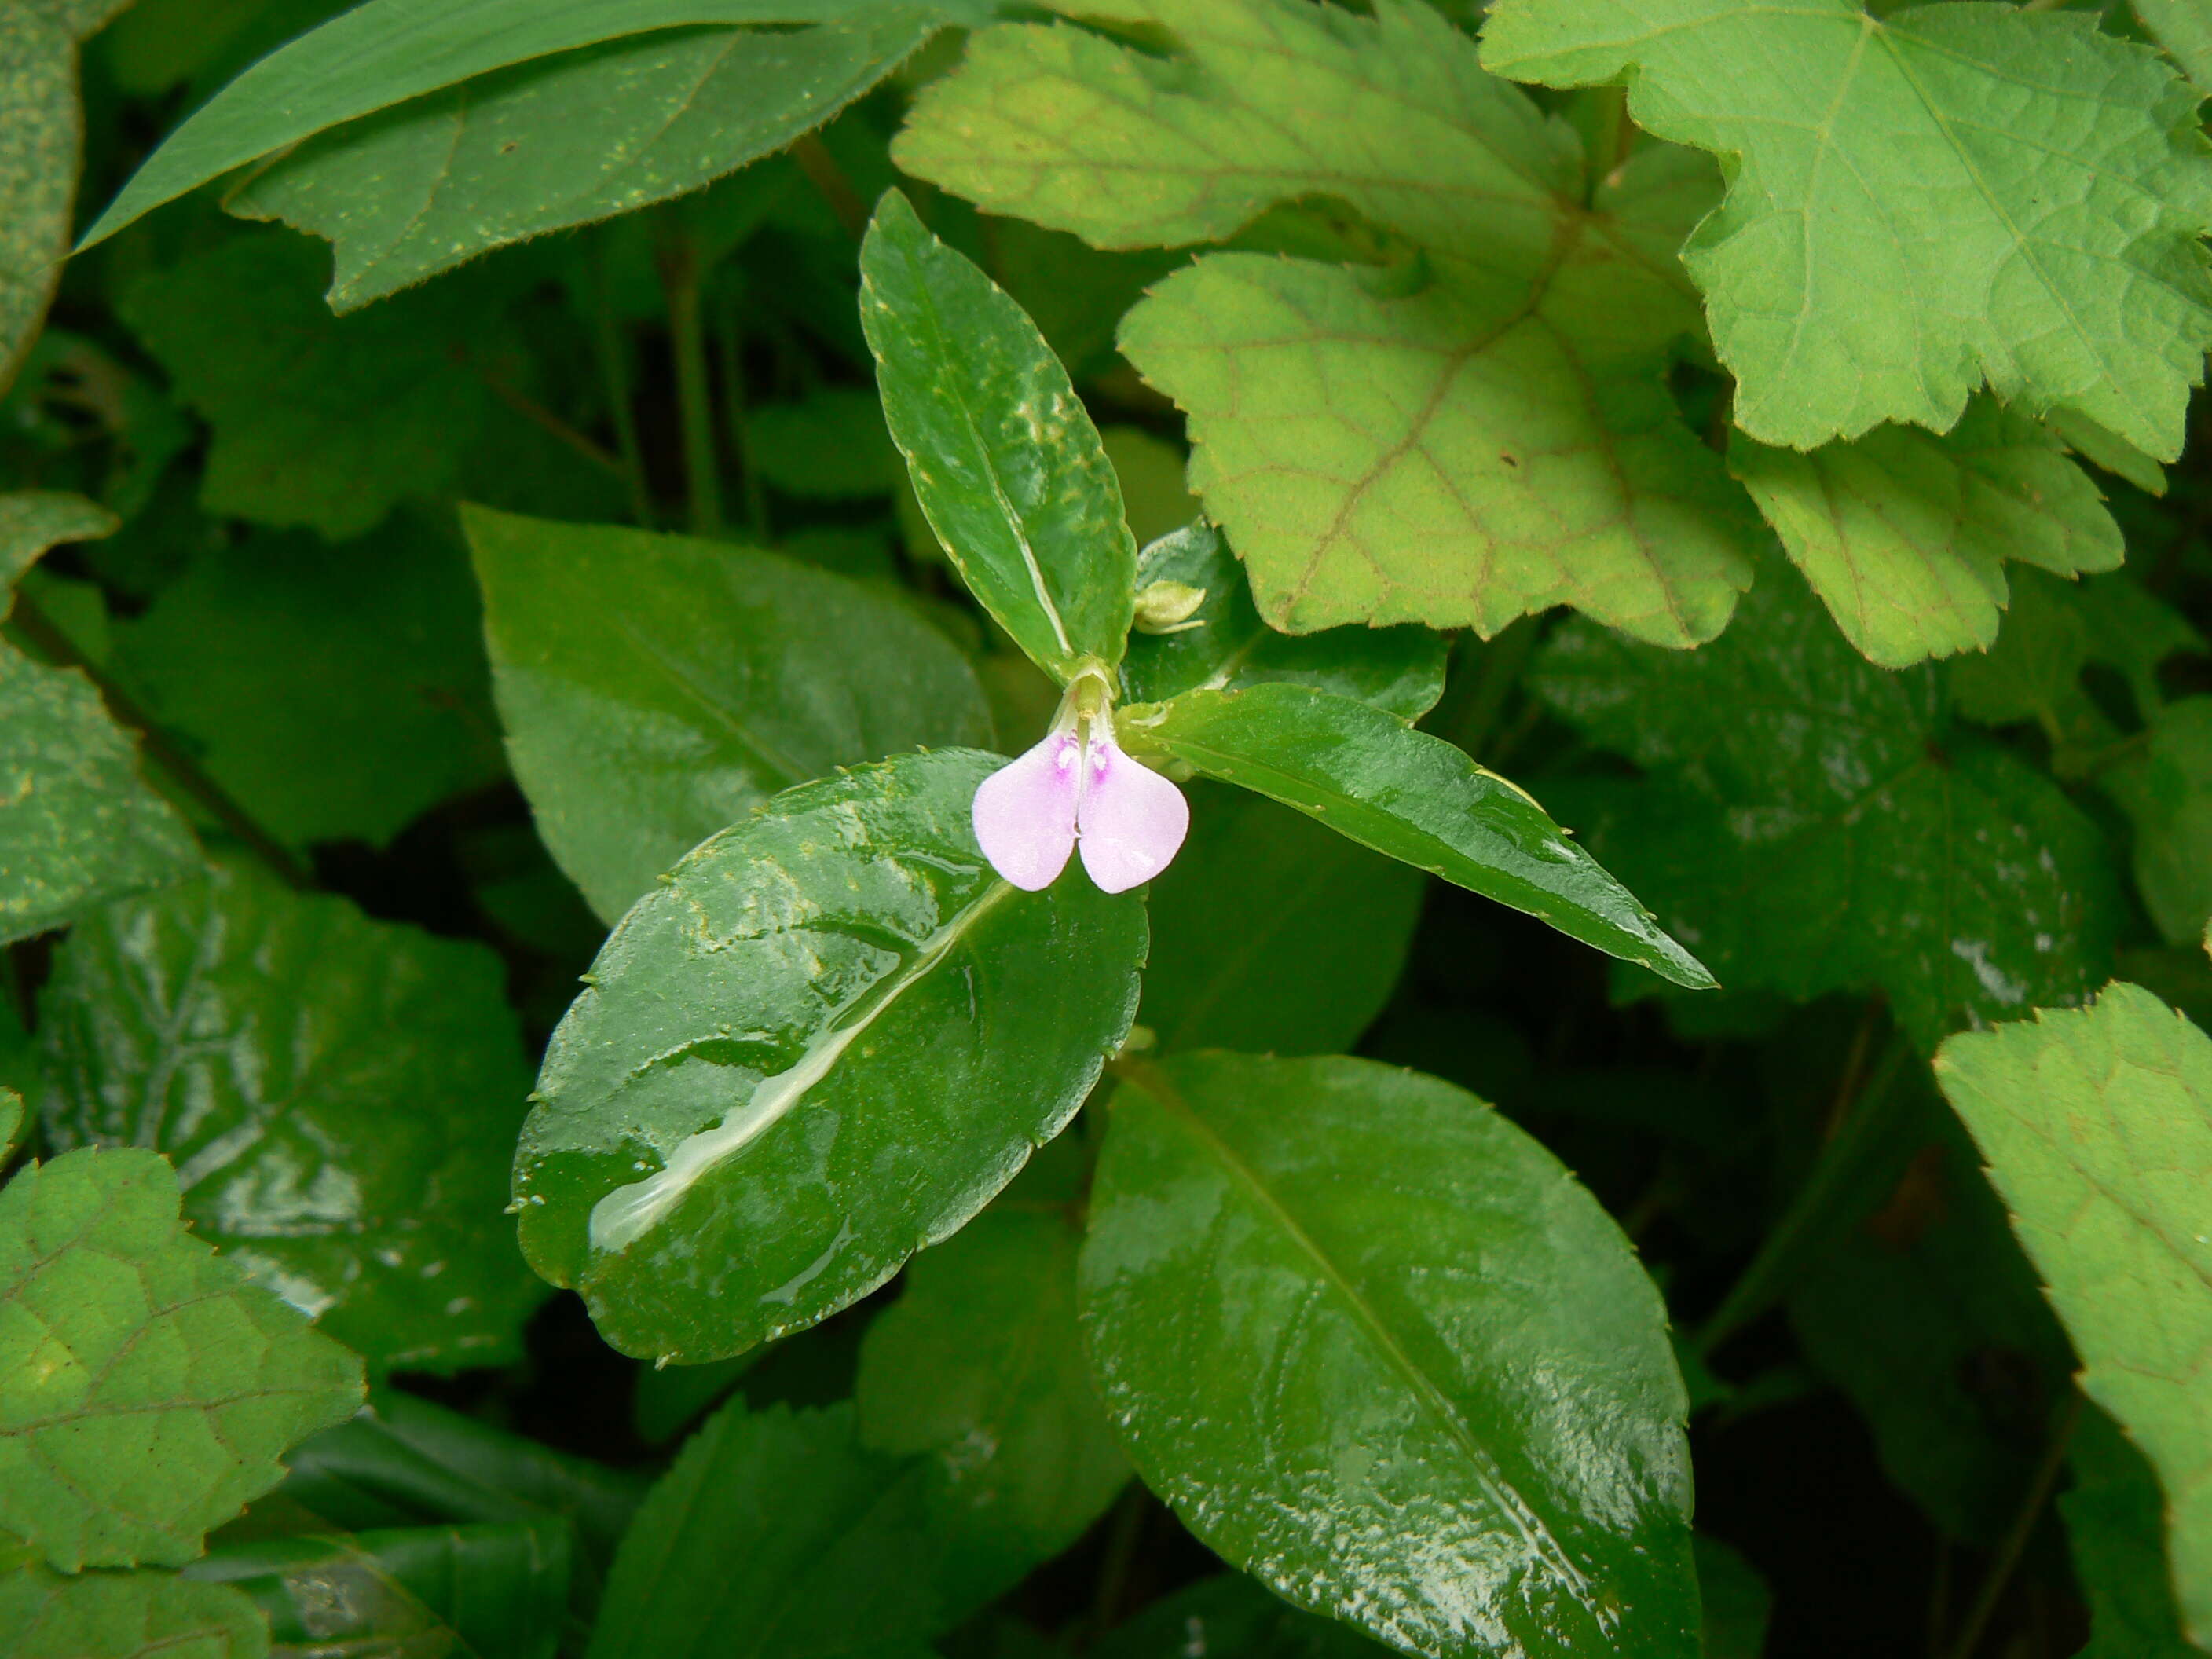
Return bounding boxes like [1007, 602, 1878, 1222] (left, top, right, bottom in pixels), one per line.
[859, 189, 1137, 683]
[1081, 1054, 1697, 1659]
[514, 749, 1145, 1363]
[466, 505, 992, 923]
[1122, 682, 1712, 988]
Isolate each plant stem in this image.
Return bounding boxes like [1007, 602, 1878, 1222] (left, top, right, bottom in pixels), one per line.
[656, 219, 723, 537]
[791, 132, 869, 242]
[588, 236, 656, 529]
[1082, 1481, 1152, 1644]
[474, 366, 624, 476]
[1436, 615, 1540, 758]
[7, 592, 311, 889]
[1941, 1392, 2082, 1659]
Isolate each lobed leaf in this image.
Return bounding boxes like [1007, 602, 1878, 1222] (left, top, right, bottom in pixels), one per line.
[859, 189, 1137, 683]
[1121, 681, 1714, 988]
[1082, 1054, 1697, 1659]
[513, 749, 1145, 1364]
[1481, 0, 2212, 458]
[38, 865, 548, 1376]
[1935, 983, 2212, 1646]
[0, 1144, 364, 1571]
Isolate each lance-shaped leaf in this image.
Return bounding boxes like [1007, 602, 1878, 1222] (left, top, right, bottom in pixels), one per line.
[1481, 0, 2212, 458]
[896, 0, 1759, 645]
[76, 0, 998, 249]
[0, 1566, 269, 1659]
[860, 189, 1137, 682]
[588, 1401, 947, 1659]
[1082, 1055, 1697, 1659]
[513, 749, 1145, 1364]
[1119, 682, 1711, 988]
[1120, 521, 1446, 720]
[0, 493, 198, 945]
[856, 1207, 1130, 1617]
[1731, 399, 2123, 669]
[229, 13, 936, 313]
[467, 506, 991, 924]
[0, 1145, 364, 1571]
[38, 865, 548, 1377]
[1935, 983, 2212, 1647]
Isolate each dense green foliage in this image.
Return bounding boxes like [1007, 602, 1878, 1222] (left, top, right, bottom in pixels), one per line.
[5, 1, 2212, 1655]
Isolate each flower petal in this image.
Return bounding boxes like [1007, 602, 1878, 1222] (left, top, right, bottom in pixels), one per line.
[972, 732, 1080, 891]
[1076, 733, 1189, 894]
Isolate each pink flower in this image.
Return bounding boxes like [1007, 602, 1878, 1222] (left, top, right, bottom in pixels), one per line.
[972, 698, 1188, 895]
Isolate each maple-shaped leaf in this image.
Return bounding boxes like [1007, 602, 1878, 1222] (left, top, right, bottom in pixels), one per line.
[1733, 397, 2123, 668]
[895, 0, 1760, 646]
[1481, 0, 2212, 459]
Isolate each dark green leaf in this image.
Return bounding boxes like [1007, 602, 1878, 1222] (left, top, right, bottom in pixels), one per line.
[515, 749, 1145, 1363]
[1141, 782, 1423, 1056]
[1947, 568, 2203, 738]
[38, 865, 547, 1376]
[2102, 698, 2212, 947]
[1122, 682, 1712, 989]
[632, 1353, 759, 1445]
[588, 1400, 945, 1659]
[2063, 1402, 2203, 1659]
[746, 388, 901, 500]
[0, 1144, 364, 1570]
[78, 0, 997, 249]
[857, 1207, 1129, 1616]
[0, 1565, 269, 1659]
[118, 231, 499, 538]
[0, 1089, 20, 1162]
[1692, 1536, 1771, 1659]
[1534, 572, 2122, 1049]
[859, 189, 1137, 682]
[115, 517, 502, 852]
[467, 505, 992, 923]
[1090, 1573, 1386, 1659]
[231, 14, 936, 312]
[1120, 522, 1445, 720]
[1082, 1054, 1697, 1659]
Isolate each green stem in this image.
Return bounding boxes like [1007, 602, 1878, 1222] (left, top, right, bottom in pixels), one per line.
[657, 220, 723, 537]
[1082, 1481, 1152, 1644]
[589, 235, 656, 529]
[1941, 1392, 2082, 1659]
[7, 592, 311, 889]
[1434, 616, 1540, 759]
[791, 131, 869, 242]
[1584, 85, 1632, 202]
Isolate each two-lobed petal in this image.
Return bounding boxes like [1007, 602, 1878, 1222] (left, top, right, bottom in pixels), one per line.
[972, 731, 1081, 890]
[972, 725, 1188, 894]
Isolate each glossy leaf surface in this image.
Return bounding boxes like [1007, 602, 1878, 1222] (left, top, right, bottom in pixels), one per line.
[514, 749, 1145, 1363]
[38, 866, 546, 1375]
[0, 1145, 363, 1570]
[1936, 983, 2212, 1646]
[857, 1207, 1129, 1614]
[467, 505, 991, 924]
[1123, 682, 1712, 988]
[1082, 1054, 1697, 1659]
[1481, 0, 2212, 457]
[859, 189, 1136, 682]
[0, 1566, 269, 1659]
[588, 1400, 945, 1659]
[1120, 521, 1445, 719]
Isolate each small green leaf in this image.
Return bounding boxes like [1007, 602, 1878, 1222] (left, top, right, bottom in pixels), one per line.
[1936, 984, 2212, 1647]
[117, 231, 500, 538]
[1142, 782, 1424, 1056]
[1481, 0, 2212, 458]
[588, 1400, 945, 1659]
[76, 0, 996, 249]
[1090, 1573, 1388, 1659]
[229, 13, 936, 312]
[1082, 1054, 1697, 1659]
[192, 1521, 571, 1659]
[1535, 572, 2121, 1049]
[467, 505, 991, 924]
[515, 749, 1145, 1363]
[1122, 682, 1713, 989]
[2063, 1402, 2203, 1659]
[0, 1144, 364, 1571]
[856, 1207, 1129, 1617]
[2101, 699, 2212, 947]
[0, 1565, 269, 1659]
[746, 388, 901, 501]
[1120, 521, 1446, 720]
[115, 517, 502, 852]
[1948, 567, 2205, 738]
[38, 865, 547, 1376]
[1730, 399, 2123, 668]
[859, 189, 1137, 682]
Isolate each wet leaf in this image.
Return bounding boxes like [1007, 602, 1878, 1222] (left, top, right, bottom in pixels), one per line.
[38, 865, 547, 1376]
[0, 1144, 364, 1570]
[1082, 1053, 1697, 1659]
[514, 749, 1145, 1364]
[467, 505, 991, 924]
